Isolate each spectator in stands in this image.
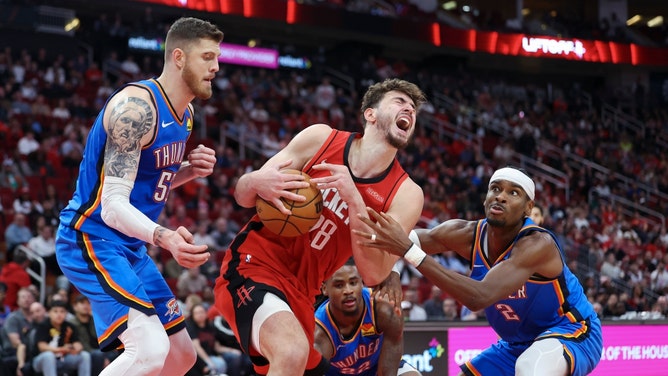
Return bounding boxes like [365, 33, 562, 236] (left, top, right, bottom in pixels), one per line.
[0, 249, 32, 311]
[440, 297, 460, 321]
[460, 305, 486, 321]
[59, 129, 84, 168]
[16, 130, 40, 160]
[186, 303, 246, 376]
[600, 251, 623, 281]
[0, 158, 24, 191]
[4, 213, 32, 256]
[0, 287, 36, 375]
[529, 203, 545, 225]
[650, 261, 668, 294]
[422, 285, 444, 320]
[210, 217, 236, 251]
[166, 205, 196, 233]
[401, 289, 427, 321]
[602, 293, 624, 318]
[50, 98, 71, 120]
[120, 55, 141, 80]
[176, 267, 209, 298]
[28, 301, 47, 326]
[27, 224, 60, 276]
[12, 187, 43, 220]
[68, 295, 118, 375]
[434, 250, 469, 275]
[29, 300, 91, 376]
[314, 76, 336, 110]
[192, 222, 216, 250]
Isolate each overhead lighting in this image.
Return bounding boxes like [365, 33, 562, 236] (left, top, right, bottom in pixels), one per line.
[443, 1, 457, 11]
[64, 17, 80, 32]
[522, 8, 531, 16]
[626, 14, 642, 26]
[647, 16, 663, 28]
[462, 5, 470, 12]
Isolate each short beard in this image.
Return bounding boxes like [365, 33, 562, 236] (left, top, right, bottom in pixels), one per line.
[183, 63, 212, 100]
[486, 217, 505, 227]
[387, 131, 409, 149]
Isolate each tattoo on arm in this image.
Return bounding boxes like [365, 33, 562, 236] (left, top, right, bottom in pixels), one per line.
[105, 96, 154, 178]
[153, 226, 167, 247]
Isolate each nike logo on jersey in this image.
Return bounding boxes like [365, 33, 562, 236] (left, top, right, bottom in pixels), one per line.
[161, 121, 175, 128]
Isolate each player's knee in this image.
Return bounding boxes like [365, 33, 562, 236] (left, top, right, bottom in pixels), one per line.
[121, 313, 170, 373]
[134, 331, 170, 372]
[165, 329, 198, 373]
[516, 338, 567, 376]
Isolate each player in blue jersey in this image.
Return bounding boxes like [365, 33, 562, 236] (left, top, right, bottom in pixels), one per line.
[356, 167, 603, 376]
[315, 262, 421, 376]
[55, 17, 223, 376]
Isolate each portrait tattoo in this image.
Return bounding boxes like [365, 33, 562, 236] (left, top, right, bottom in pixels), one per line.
[105, 97, 154, 178]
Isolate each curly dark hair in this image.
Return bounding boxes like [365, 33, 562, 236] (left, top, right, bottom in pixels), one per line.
[359, 78, 427, 124]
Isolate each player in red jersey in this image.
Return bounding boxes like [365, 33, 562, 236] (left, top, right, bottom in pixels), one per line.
[214, 78, 426, 376]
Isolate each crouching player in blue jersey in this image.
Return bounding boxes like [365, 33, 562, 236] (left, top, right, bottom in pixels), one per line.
[356, 167, 603, 376]
[315, 262, 421, 376]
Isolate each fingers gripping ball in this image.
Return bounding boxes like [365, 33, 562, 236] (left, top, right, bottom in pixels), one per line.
[256, 169, 324, 237]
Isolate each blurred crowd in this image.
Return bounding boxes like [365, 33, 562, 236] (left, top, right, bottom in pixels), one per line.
[0, 5, 667, 374]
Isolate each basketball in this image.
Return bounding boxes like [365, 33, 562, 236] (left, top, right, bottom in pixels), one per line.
[256, 169, 324, 237]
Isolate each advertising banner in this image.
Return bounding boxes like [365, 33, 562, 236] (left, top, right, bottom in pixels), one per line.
[404, 323, 668, 375]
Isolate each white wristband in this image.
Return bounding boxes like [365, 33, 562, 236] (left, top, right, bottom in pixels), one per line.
[404, 243, 427, 268]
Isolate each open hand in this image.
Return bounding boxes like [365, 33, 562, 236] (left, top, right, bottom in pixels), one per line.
[353, 207, 413, 257]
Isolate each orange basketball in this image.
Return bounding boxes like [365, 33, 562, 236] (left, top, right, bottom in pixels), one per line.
[256, 169, 324, 237]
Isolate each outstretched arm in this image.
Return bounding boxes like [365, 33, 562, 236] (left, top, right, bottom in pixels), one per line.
[356, 208, 562, 311]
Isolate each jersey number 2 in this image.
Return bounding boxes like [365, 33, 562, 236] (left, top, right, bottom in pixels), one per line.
[495, 303, 520, 321]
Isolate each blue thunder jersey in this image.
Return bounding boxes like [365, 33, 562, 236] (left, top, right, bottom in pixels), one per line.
[59, 78, 192, 249]
[470, 218, 598, 344]
[315, 288, 382, 376]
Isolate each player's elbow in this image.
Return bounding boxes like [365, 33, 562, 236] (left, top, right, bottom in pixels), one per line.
[360, 271, 387, 287]
[465, 292, 496, 312]
[100, 200, 117, 229]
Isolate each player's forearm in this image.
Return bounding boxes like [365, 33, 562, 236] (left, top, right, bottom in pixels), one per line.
[377, 340, 403, 376]
[233, 171, 260, 208]
[101, 176, 159, 245]
[417, 256, 490, 311]
[349, 198, 395, 285]
[170, 161, 195, 188]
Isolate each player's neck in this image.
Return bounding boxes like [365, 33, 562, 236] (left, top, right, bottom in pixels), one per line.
[333, 311, 364, 338]
[485, 226, 521, 262]
[348, 137, 395, 178]
[155, 74, 194, 116]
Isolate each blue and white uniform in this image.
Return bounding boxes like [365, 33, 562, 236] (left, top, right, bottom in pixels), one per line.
[316, 288, 417, 376]
[461, 218, 602, 376]
[56, 78, 193, 351]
